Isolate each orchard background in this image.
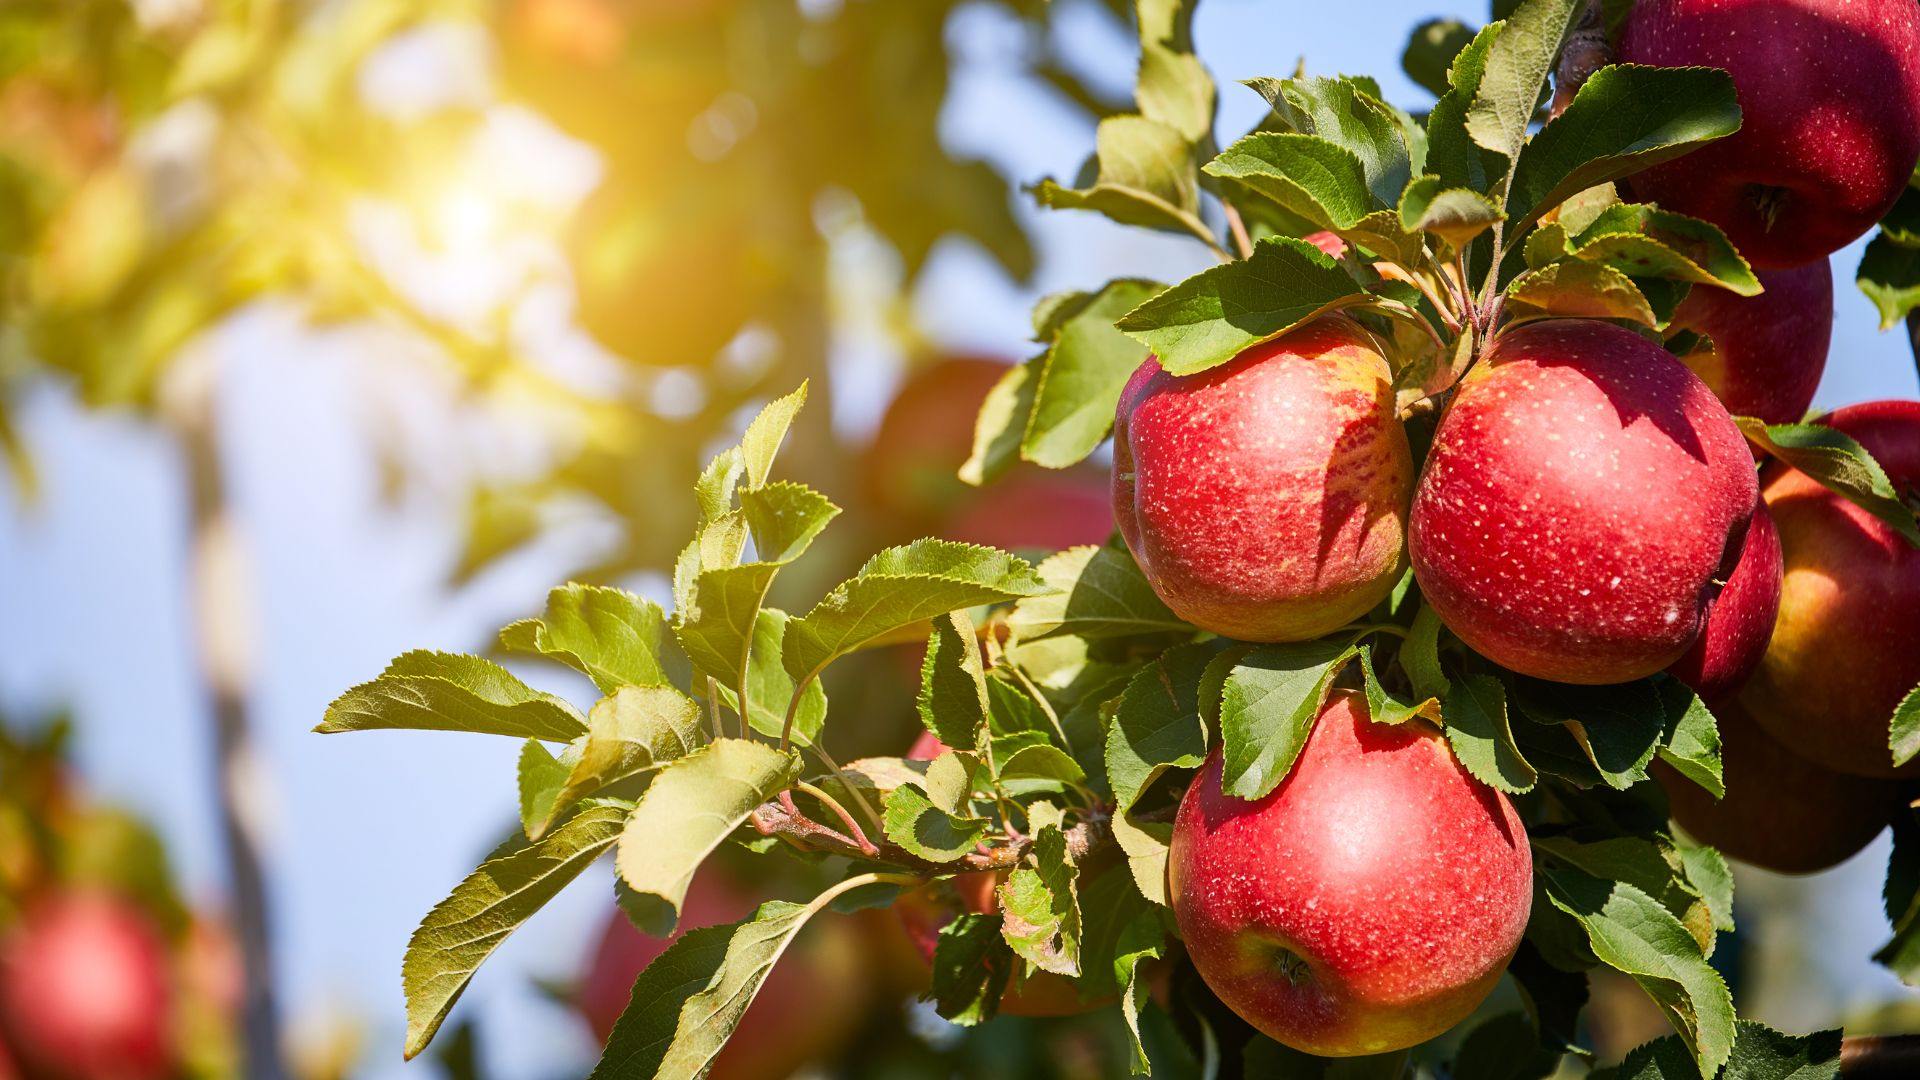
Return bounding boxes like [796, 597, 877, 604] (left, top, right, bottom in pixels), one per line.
[2, 1, 1920, 1079]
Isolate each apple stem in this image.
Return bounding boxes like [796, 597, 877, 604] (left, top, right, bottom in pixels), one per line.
[1224, 203, 1255, 260]
[809, 742, 886, 838]
[795, 780, 880, 857]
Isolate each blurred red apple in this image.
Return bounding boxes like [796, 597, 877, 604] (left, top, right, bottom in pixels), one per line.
[1739, 400, 1920, 777]
[1113, 317, 1413, 642]
[1410, 319, 1757, 684]
[1619, 0, 1920, 268]
[0, 892, 173, 1080]
[942, 473, 1113, 553]
[1667, 500, 1781, 699]
[1169, 692, 1531, 1056]
[864, 357, 1010, 529]
[577, 869, 868, 1080]
[1302, 231, 1347, 258]
[1657, 698, 1902, 874]
[1669, 263, 1832, 425]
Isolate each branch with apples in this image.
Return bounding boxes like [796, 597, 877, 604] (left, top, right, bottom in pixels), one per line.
[320, 0, 1920, 1077]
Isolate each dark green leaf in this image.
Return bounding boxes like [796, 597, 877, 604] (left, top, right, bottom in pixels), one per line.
[882, 785, 988, 863]
[1465, 0, 1583, 166]
[1106, 642, 1216, 904]
[1592, 1021, 1839, 1080]
[1736, 418, 1920, 547]
[1876, 804, 1920, 984]
[1654, 675, 1723, 798]
[1453, 1011, 1561, 1080]
[1245, 76, 1412, 209]
[1114, 236, 1365, 376]
[1445, 674, 1537, 794]
[1204, 133, 1373, 231]
[918, 610, 991, 751]
[1515, 678, 1668, 790]
[1403, 19, 1476, 98]
[1508, 65, 1741, 230]
[1217, 641, 1357, 800]
[928, 912, 1014, 1026]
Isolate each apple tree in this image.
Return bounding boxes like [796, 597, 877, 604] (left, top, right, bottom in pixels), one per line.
[323, 0, 1920, 1076]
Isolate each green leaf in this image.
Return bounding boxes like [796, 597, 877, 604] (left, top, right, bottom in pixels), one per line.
[918, 610, 991, 751]
[1339, 209, 1427, 266]
[1859, 232, 1920, 329]
[1465, 0, 1582, 166]
[1654, 676, 1724, 798]
[1398, 174, 1503, 248]
[1403, 19, 1477, 98]
[1675, 838, 1735, 935]
[1453, 1011, 1562, 1080]
[1218, 641, 1358, 800]
[1444, 674, 1537, 794]
[1506, 261, 1656, 327]
[1359, 646, 1438, 727]
[1009, 544, 1189, 642]
[1541, 864, 1736, 1079]
[1204, 133, 1372, 231]
[740, 481, 839, 563]
[694, 449, 745, 527]
[1508, 65, 1741, 230]
[925, 749, 983, 814]
[1135, 0, 1213, 143]
[1535, 836, 1717, 955]
[1879, 806, 1920, 984]
[782, 540, 1051, 683]
[1032, 116, 1216, 249]
[1592, 1021, 1839, 1080]
[498, 584, 670, 694]
[317, 652, 587, 741]
[998, 741, 1088, 785]
[1114, 909, 1167, 1074]
[720, 608, 827, 746]
[1246, 76, 1413, 209]
[1881, 182, 1920, 248]
[1427, 23, 1506, 194]
[403, 801, 628, 1058]
[1736, 418, 1920, 547]
[1106, 643, 1216, 905]
[927, 913, 1014, 1026]
[534, 685, 705, 838]
[1402, 602, 1452, 701]
[1895, 684, 1920, 769]
[1515, 679, 1667, 790]
[1569, 204, 1759, 296]
[1022, 279, 1163, 469]
[1114, 236, 1365, 376]
[739, 382, 809, 488]
[589, 875, 884, 1080]
[613, 739, 801, 935]
[517, 738, 578, 838]
[882, 785, 988, 863]
[961, 356, 1041, 487]
[999, 825, 1081, 975]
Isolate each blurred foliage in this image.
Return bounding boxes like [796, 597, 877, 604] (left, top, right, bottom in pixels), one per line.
[0, 0, 1108, 580]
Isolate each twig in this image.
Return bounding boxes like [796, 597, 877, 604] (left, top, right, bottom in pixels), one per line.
[795, 781, 880, 857]
[751, 798, 1109, 872]
[1842, 1034, 1920, 1076]
[1223, 203, 1256, 260]
[808, 742, 884, 838]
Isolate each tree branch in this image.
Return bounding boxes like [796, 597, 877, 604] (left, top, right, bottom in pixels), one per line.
[751, 797, 1109, 872]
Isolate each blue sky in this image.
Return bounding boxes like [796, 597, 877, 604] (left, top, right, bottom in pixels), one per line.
[1, 1, 1915, 1075]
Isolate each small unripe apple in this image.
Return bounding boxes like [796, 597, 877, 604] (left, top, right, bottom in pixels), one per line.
[1669, 263, 1833, 425]
[1170, 692, 1531, 1057]
[1619, 0, 1920, 269]
[577, 870, 868, 1080]
[1739, 400, 1920, 777]
[1656, 698, 1903, 875]
[1666, 500, 1781, 699]
[1113, 317, 1413, 642]
[0, 892, 174, 1080]
[1410, 319, 1757, 684]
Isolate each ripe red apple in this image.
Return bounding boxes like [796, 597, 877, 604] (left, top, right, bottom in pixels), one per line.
[1409, 319, 1758, 684]
[1169, 691, 1531, 1056]
[1666, 499, 1781, 699]
[577, 869, 868, 1080]
[1669, 263, 1833, 425]
[1302, 231, 1348, 258]
[1619, 0, 1920, 269]
[0, 892, 174, 1080]
[1656, 698, 1903, 875]
[863, 357, 1010, 530]
[1113, 317, 1413, 642]
[1738, 400, 1920, 777]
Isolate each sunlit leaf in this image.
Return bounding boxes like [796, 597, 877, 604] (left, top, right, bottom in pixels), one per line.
[318, 652, 586, 741]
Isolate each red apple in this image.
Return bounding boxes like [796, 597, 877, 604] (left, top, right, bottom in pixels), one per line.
[1113, 317, 1414, 642]
[1169, 691, 1531, 1056]
[1409, 319, 1757, 684]
[1666, 499, 1781, 699]
[1302, 231, 1348, 258]
[1657, 698, 1903, 875]
[1669, 263, 1832, 425]
[863, 357, 1011, 530]
[577, 869, 868, 1080]
[1738, 400, 1920, 777]
[0, 892, 173, 1080]
[1619, 0, 1920, 269]
[942, 472, 1113, 553]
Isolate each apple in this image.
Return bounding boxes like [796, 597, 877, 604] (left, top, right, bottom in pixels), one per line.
[1169, 691, 1531, 1056]
[577, 869, 868, 1080]
[1409, 319, 1758, 684]
[0, 892, 174, 1080]
[1657, 697, 1903, 875]
[1618, 0, 1920, 269]
[863, 357, 1010, 530]
[1113, 317, 1414, 642]
[1738, 400, 1920, 777]
[1669, 263, 1833, 425]
[1302, 231, 1348, 258]
[1666, 499, 1781, 699]
[0, 1036, 17, 1080]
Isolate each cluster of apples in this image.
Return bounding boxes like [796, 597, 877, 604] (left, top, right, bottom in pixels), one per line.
[1111, 0, 1920, 1058]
